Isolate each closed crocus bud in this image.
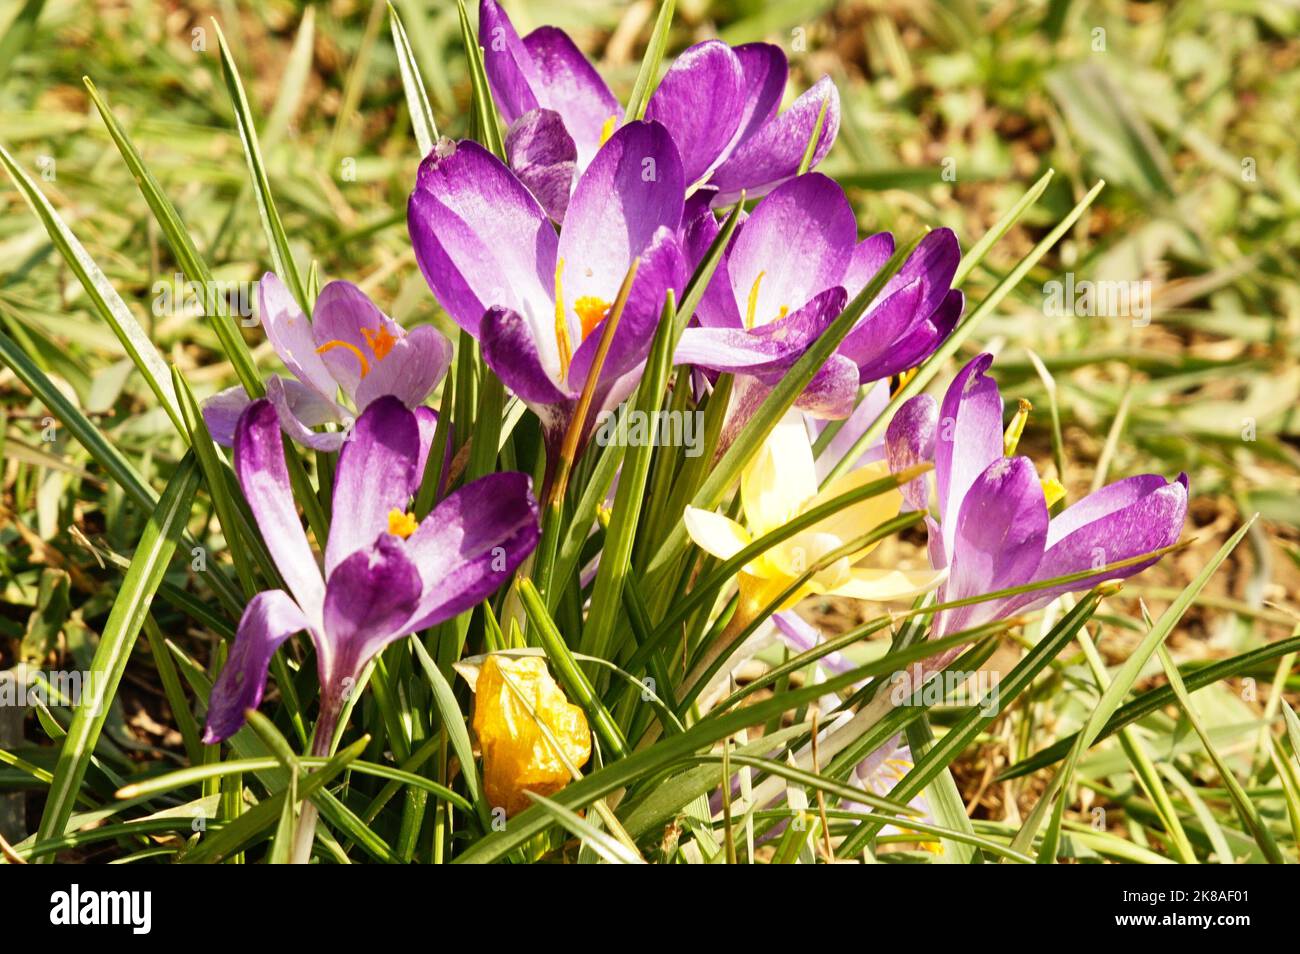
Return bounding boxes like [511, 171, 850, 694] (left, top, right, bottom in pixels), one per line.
[472, 655, 592, 817]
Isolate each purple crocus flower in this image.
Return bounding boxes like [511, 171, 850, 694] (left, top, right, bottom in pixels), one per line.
[672, 173, 962, 445]
[201, 396, 539, 750]
[886, 353, 1188, 656]
[202, 273, 452, 452]
[478, 0, 838, 220]
[407, 121, 686, 476]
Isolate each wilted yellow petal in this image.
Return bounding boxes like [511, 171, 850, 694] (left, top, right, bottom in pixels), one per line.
[683, 506, 752, 561]
[741, 410, 818, 536]
[472, 655, 591, 817]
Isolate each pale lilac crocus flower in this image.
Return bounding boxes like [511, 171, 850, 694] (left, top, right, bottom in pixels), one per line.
[478, 0, 838, 219]
[202, 273, 451, 452]
[202, 396, 539, 751]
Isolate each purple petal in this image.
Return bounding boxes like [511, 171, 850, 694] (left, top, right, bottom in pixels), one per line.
[481, 306, 570, 404]
[813, 380, 890, 481]
[523, 26, 622, 168]
[725, 174, 855, 327]
[202, 384, 252, 447]
[410, 140, 558, 336]
[681, 207, 743, 329]
[354, 324, 452, 411]
[773, 611, 855, 678]
[202, 589, 311, 744]
[731, 44, 788, 148]
[311, 280, 400, 401]
[854, 288, 962, 383]
[267, 375, 346, 453]
[935, 353, 1003, 559]
[412, 405, 451, 499]
[258, 272, 336, 397]
[795, 353, 860, 419]
[938, 455, 1047, 636]
[505, 108, 578, 222]
[886, 393, 938, 512]
[324, 396, 420, 576]
[478, 0, 540, 124]
[645, 41, 746, 185]
[837, 278, 926, 375]
[234, 400, 325, 620]
[400, 472, 541, 631]
[842, 232, 894, 295]
[322, 535, 424, 682]
[709, 76, 841, 205]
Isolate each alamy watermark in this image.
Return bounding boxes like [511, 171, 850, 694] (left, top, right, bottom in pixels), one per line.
[889, 668, 1000, 717]
[0, 669, 100, 714]
[1043, 272, 1151, 327]
[593, 408, 704, 458]
[152, 272, 259, 324]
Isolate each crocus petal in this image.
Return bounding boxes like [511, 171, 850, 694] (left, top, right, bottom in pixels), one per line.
[831, 567, 946, 602]
[400, 472, 541, 632]
[732, 44, 788, 148]
[412, 405, 449, 498]
[854, 288, 962, 383]
[202, 384, 252, 447]
[310, 280, 391, 399]
[555, 121, 684, 339]
[742, 409, 820, 536]
[322, 535, 424, 681]
[645, 40, 746, 185]
[681, 207, 744, 330]
[258, 272, 336, 398]
[795, 353, 860, 420]
[802, 460, 902, 555]
[410, 140, 558, 340]
[324, 396, 420, 576]
[523, 26, 622, 169]
[939, 455, 1047, 635]
[202, 590, 311, 744]
[481, 306, 570, 404]
[773, 611, 852, 675]
[267, 375, 346, 453]
[354, 324, 452, 411]
[837, 278, 926, 375]
[505, 108, 578, 221]
[234, 400, 326, 620]
[709, 76, 841, 205]
[812, 380, 891, 481]
[886, 393, 938, 512]
[1004, 474, 1189, 614]
[841, 232, 894, 296]
[935, 353, 1003, 559]
[683, 507, 752, 561]
[726, 174, 855, 327]
[478, 0, 540, 123]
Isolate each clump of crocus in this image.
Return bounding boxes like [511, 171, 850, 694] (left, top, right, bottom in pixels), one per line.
[469, 654, 591, 817]
[408, 121, 686, 479]
[201, 396, 540, 752]
[675, 174, 962, 449]
[202, 273, 451, 451]
[477, 0, 838, 219]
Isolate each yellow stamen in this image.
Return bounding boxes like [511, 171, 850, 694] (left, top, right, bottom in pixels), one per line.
[387, 508, 419, 539]
[361, 325, 397, 360]
[599, 114, 618, 146]
[1041, 477, 1066, 508]
[554, 258, 573, 381]
[1004, 398, 1032, 456]
[574, 296, 610, 341]
[893, 366, 918, 397]
[745, 271, 766, 329]
[316, 339, 371, 378]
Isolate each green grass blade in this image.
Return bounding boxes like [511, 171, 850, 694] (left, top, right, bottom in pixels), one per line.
[389, 1, 438, 157]
[623, 0, 676, 122]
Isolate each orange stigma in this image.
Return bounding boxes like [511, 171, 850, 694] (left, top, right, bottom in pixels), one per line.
[573, 296, 610, 341]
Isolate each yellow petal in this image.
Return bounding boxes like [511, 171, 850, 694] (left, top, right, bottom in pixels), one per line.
[801, 460, 904, 559]
[683, 506, 752, 560]
[829, 566, 947, 602]
[471, 655, 591, 817]
[741, 410, 818, 536]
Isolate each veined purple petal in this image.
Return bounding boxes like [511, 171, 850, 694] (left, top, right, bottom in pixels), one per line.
[772, 611, 853, 676]
[202, 384, 252, 447]
[837, 277, 926, 375]
[1003, 473, 1189, 615]
[481, 306, 570, 404]
[400, 472, 540, 632]
[795, 353, 860, 419]
[410, 140, 558, 337]
[556, 121, 684, 333]
[854, 288, 962, 383]
[505, 108, 578, 222]
[709, 76, 841, 206]
[567, 225, 686, 392]
[935, 353, 1003, 560]
[842, 232, 894, 296]
[886, 393, 938, 512]
[324, 396, 420, 576]
[938, 455, 1047, 636]
[234, 401, 325, 620]
[202, 589, 312, 744]
[354, 324, 452, 411]
[725, 174, 855, 327]
[523, 26, 622, 169]
[681, 208, 743, 329]
[412, 405, 449, 499]
[258, 272, 336, 398]
[732, 44, 788, 148]
[322, 535, 424, 685]
[478, 0, 541, 123]
[311, 280, 392, 399]
[645, 41, 746, 186]
[267, 375, 346, 453]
